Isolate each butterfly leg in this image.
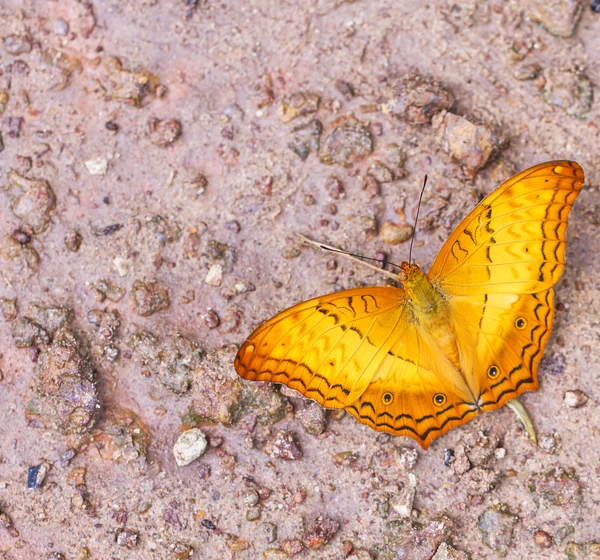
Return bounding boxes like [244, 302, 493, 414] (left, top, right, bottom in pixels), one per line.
[505, 398, 537, 444]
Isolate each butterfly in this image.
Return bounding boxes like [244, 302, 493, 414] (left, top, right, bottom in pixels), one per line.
[234, 161, 584, 449]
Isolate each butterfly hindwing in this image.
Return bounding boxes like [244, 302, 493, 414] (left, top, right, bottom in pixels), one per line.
[344, 325, 480, 448]
[449, 289, 554, 414]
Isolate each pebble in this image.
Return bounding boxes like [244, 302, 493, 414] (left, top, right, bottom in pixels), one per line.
[513, 62, 542, 81]
[169, 542, 194, 559]
[11, 317, 50, 348]
[55, 19, 70, 36]
[279, 539, 304, 556]
[7, 170, 57, 233]
[533, 529, 553, 549]
[3, 35, 32, 55]
[381, 73, 454, 124]
[478, 504, 518, 556]
[288, 119, 322, 160]
[113, 257, 129, 277]
[116, 528, 139, 549]
[0, 298, 17, 322]
[148, 118, 182, 146]
[380, 514, 452, 558]
[278, 92, 320, 123]
[395, 447, 418, 470]
[390, 478, 416, 517]
[529, 466, 582, 507]
[246, 506, 261, 521]
[432, 111, 506, 177]
[529, 0, 584, 37]
[263, 430, 303, 460]
[301, 515, 339, 550]
[84, 157, 108, 176]
[205, 264, 223, 286]
[129, 280, 170, 316]
[368, 161, 394, 183]
[319, 116, 373, 167]
[540, 68, 593, 118]
[263, 549, 288, 559]
[296, 402, 327, 436]
[564, 541, 600, 558]
[227, 538, 250, 551]
[324, 175, 345, 199]
[27, 462, 50, 489]
[382, 143, 407, 168]
[173, 429, 207, 467]
[258, 522, 277, 543]
[538, 432, 561, 454]
[202, 309, 220, 328]
[431, 542, 470, 559]
[243, 489, 260, 507]
[64, 230, 82, 252]
[25, 328, 99, 435]
[564, 390, 588, 408]
[379, 221, 413, 245]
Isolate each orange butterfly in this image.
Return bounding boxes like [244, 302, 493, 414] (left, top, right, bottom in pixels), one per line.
[234, 161, 584, 448]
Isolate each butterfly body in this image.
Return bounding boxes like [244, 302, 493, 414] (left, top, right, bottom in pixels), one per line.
[235, 161, 584, 448]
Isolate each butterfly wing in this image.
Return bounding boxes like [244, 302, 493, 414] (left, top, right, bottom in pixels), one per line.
[429, 161, 583, 294]
[234, 286, 477, 448]
[429, 160, 583, 412]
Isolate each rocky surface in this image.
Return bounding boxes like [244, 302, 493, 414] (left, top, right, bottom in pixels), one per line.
[0, 1, 598, 558]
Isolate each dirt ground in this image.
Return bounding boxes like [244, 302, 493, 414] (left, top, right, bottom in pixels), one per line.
[0, 1, 599, 559]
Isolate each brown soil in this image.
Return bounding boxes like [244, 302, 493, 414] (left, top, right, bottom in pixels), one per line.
[0, 1, 599, 559]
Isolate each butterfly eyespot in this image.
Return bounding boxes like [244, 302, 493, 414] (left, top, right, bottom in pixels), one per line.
[487, 365, 500, 378]
[382, 392, 394, 405]
[433, 394, 446, 407]
[515, 317, 527, 329]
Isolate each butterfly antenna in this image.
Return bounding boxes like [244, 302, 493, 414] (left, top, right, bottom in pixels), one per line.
[408, 174, 428, 264]
[296, 234, 400, 281]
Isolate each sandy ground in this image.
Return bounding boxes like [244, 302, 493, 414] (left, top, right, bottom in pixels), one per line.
[0, 1, 599, 559]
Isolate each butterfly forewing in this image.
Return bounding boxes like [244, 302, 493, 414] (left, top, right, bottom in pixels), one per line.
[429, 161, 583, 294]
[235, 287, 409, 408]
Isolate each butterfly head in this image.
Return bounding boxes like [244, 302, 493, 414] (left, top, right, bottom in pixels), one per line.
[398, 262, 421, 283]
[399, 261, 443, 314]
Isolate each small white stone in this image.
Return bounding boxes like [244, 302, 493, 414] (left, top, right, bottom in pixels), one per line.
[390, 481, 416, 517]
[234, 282, 248, 293]
[564, 390, 588, 408]
[84, 157, 108, 176]
[173, 428, 207, 467]
[494, 447, 506, 459]
[113, 257, 129, 277]
[205, 264, 223, 286]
